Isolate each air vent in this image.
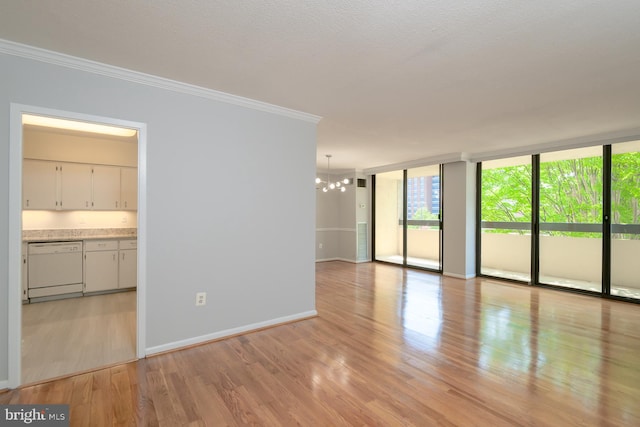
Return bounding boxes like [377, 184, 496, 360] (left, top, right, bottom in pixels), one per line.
[357, 222, 368, 261]
[357, 178, 366, 188]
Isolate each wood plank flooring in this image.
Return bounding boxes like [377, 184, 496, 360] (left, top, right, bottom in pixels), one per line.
[21, 291, 137, 384]
[3, 261, 640, 426]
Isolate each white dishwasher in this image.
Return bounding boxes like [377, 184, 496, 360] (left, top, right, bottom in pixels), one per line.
[28, 241, 83, 301]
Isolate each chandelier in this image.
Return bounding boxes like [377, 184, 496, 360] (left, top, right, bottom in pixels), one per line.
[316, 154, 349, 192]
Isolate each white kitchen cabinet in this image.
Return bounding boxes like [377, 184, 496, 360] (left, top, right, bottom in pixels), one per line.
[59, 162, 93, 210]
[23, 160, 58, 210]
[92, 165, 121, 210]
[21, 242, 28, 301]
[23, 160, 92, 210]
[84, 240, 119, 293]
[120, 167, 138, 210]
[23, 160, 137, 212]
[118, 239, 137, 288]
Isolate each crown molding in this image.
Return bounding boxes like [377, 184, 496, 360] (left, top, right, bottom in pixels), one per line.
[0, 39, 322, 124]
[363, 152, 467, 175]
[467, 128, 640, 163]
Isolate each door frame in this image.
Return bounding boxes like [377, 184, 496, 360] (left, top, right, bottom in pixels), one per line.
[8, 103, 147, 388]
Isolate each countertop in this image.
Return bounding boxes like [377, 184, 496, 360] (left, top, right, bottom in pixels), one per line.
[23, 228, 137, 242]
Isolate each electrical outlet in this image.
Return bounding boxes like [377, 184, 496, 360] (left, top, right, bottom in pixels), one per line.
[196, 292, 206, 306]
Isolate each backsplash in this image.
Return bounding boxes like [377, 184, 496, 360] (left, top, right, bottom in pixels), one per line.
[22, 210, 137, 230]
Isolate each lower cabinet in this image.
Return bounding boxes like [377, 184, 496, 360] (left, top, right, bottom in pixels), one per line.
[22, 242, 28, 301]
[84, 240, 119, 293]
[84, 239, 137, 293]
[118, 239, 137, 289]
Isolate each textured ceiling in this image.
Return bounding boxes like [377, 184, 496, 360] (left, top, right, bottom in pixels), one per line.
[2, 1, 640, 171]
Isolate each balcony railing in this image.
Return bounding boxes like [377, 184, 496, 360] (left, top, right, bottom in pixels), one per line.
[481, 221, 640, 299]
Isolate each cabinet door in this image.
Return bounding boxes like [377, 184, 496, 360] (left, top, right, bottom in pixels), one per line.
[84, 250, 119, 292]
[120, 167, 138, 210]
[118, 249, 137, 288]
[92, 165, 121, 210]
[22, 243, 28, 301]
[59, 162, 92, 210]
[23, 160, 58, 210]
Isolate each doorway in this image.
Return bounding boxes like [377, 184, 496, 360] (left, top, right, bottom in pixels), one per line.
[8, 104, 147, 388]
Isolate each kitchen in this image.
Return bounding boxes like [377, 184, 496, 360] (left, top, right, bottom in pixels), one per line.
[20, 115, 138, 384]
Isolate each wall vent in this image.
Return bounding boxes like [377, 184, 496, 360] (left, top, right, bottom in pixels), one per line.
[357, 178, 366, 188]
[357, 222, 368, 261]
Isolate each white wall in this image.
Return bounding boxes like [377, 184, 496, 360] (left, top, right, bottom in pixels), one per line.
[315, 172, 361, 262]
[23, 127, 138, 167]
[0, 47, 318, 384]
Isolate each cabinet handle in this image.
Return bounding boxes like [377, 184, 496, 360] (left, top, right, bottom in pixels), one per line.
[26, 200, 29, 207]
[124, 201, 128, 208]
[86, 201, 89, 207]
[116, 201, 119, 208]
[113, 253, 116, 261]
[122, 253, 125, 260]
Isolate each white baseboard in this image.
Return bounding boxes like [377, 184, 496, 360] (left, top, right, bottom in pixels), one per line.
[146, 310, 318, 355]
[0, 380, 8, 391]
[316, 257, 369, 264]
[443, 271, 476, 279]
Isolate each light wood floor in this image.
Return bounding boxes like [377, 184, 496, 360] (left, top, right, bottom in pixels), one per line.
[21, 291, 137, 385]
[3, 261, 640, 426]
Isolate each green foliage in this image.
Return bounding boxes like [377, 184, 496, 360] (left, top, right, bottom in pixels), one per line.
[612, 153, 640, 230]
[408, 207, 439, 229]
[481, 164, 531, 234]
[481, 151, 640, 239]
[412, 207, 438, 220]
[539, 156, 602, 225]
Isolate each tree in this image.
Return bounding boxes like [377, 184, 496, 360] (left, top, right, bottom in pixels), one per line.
[481, 151, 640, 240]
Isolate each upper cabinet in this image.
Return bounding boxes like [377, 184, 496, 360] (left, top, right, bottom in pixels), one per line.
[23, 160, 58, 209]
[60, 163, 93, 210]
[92, 165, 121, 210]
[23, 159, 137, 211]
[120, 167, 138, 211]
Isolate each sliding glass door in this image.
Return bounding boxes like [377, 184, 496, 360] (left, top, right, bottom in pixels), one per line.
[374, 170, 404, 265]
[539, 147, 603, 292]
[479, 141, 640, 301]
[480, 156, 532, 281]
[374, 166, 442, 271]
[406, 165, 441, 269]
[611, 141, 640, 299]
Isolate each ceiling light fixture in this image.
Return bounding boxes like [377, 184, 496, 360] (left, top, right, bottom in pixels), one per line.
[22, 114, 137, 137]
[316, 154, 349, 192]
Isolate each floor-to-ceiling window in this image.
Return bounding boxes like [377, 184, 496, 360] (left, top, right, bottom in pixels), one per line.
[374, 170, 404, 265]
[479, 141, 640, 302]
[374, 166, 442, 271]
[406, 165, 441, 269]
[611, 141, 640, 299]
[480, 156, 532, 281]
[539, 147, 603, 292]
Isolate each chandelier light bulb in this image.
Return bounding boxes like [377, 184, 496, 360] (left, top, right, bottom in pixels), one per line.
[336, 182, 341, 187]
[322, 187, 328, 192]
[343, 178, 349, 184]
[340, 186, 346, 192]
[329, 183, 335, 190]
[315, 177, 321, 184]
